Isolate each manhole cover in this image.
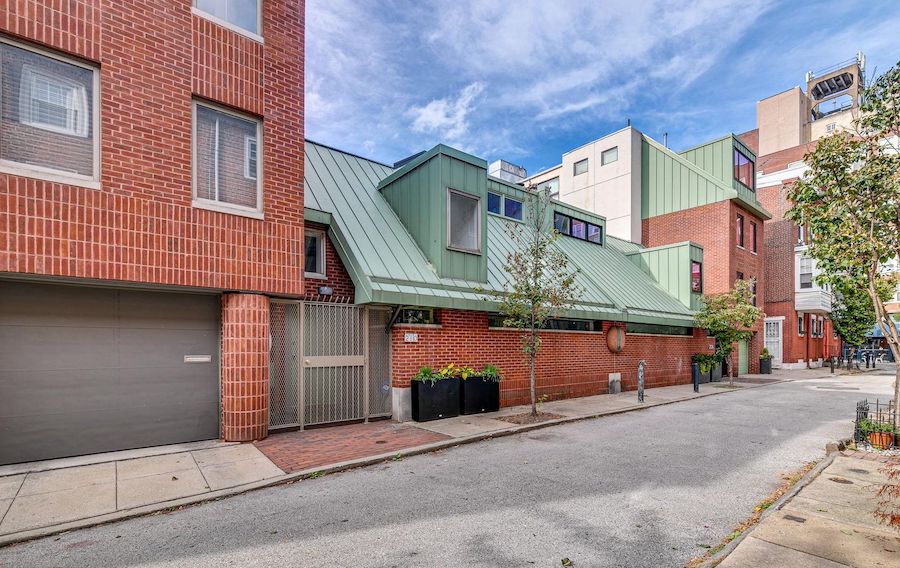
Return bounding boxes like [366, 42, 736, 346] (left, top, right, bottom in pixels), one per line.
[829, 477, 854, 484]
[849, 468, 869, 474]
[375, 440, 387, 444]
[783, 514, 806, 523]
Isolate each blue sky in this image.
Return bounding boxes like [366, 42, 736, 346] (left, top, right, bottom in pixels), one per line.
[305, 0, 900, 175]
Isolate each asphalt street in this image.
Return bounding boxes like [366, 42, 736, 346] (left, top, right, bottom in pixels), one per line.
[1, 370, 894, 568]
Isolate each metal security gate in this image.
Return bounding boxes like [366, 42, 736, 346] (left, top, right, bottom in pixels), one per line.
[269, 302, 391, 429]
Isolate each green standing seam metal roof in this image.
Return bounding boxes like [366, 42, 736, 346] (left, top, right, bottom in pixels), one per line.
[303, 140, 698, 326]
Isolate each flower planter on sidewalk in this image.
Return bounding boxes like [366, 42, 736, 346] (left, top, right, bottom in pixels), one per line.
[460, 377, 500, 414]
[411, 378, 460, 422]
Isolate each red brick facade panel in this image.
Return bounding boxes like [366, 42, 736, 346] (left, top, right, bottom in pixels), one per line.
[221, 293, 269, 441]
[391, 311, 713, 407]
[0, 1, 305, 296]
[642, 199, 766, 373]
[303, 222, 355, 302]
[1, 0, 101, 61]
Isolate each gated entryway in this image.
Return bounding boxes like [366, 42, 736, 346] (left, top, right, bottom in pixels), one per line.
[268, 302, 391, 429]
[764, 317, 783, 367]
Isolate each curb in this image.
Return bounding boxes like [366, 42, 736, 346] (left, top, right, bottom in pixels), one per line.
[0, 376, 802, 547]
[697, 449, 841, 567]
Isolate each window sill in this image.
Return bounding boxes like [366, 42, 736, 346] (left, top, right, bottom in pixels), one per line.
[627, 333, 693, 338]
[487, 211, 524, 223]
[191, 7, 264, 43]
[447, 245, 482, 256]
[305, 272, 327, 280]
[488, 327, 602, 335]
[0, 162, 100, 190]
[192, 199, 264, 220]
[396, 323, 441, 329]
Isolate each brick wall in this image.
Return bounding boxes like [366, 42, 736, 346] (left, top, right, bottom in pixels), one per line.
[391, 311, 712, 407]
[642, 199, 766, 372]
[303, 222, 356, 302]
[221, 293, 269, 441]
[0, 0, 306, 296]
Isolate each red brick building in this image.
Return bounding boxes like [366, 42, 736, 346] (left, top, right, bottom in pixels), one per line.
[0, 1, 305, 465]
[525, 129, 771, 374]
[302, 141, 713, 422]
[741, 136, 841, 368]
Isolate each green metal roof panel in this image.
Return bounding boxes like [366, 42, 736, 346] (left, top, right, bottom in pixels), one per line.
[304, 140, 697, 325]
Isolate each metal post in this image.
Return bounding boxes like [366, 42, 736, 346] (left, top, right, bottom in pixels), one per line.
[830, 356, 835, 373]
[637, 360, 645, 403]
[691, 363, 699, 393]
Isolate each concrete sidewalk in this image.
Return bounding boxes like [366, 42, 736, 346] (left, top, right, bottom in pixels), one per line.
[0, 444, 283, 541]
[717, 452, 898, 567]
[0, 367, 832, 546]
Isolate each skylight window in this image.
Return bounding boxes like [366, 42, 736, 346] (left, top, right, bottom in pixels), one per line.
[554, 212, 602, 245]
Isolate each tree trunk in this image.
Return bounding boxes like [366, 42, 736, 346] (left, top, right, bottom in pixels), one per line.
[530, 313, 537, 417]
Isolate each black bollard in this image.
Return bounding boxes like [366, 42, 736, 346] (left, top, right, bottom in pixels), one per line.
[691, 363, 700, 393]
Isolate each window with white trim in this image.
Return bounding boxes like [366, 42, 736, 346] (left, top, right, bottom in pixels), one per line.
[601, 146, 618, 165]
[487, 191, 523, 221]
[304, 229, 325, 278]
[447, 189, 480, 253]
[194, 0, 261, 37]
[0, 38, 98, 183]
[244, 135, 257, 180]
[799, 257, 813, 289]
[193, 102, 262, 214]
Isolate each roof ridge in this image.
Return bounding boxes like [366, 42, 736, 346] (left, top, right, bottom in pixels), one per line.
[305, 138, 393, 169]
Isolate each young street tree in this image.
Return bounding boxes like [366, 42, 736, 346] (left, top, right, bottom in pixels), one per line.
[482, 187, 581, 416]
[829, 271, 894, 364]
[786, 61, 900, 427]
[693, 279, 763, 385]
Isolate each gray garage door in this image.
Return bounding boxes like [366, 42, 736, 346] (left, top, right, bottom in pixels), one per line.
[0, 281, 220, 465]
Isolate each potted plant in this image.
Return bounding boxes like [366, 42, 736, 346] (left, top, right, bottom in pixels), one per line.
[411, 365, 461, 422]
[460, 364, 502, 414]
[691, 354, 713, 384]
[759, 348, 773, 374]
[864, 419, 896, 449]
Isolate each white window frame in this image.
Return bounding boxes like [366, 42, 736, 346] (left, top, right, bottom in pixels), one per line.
[573, 158, 588, 176]
[486, 191, 523, 221]
[20, 65, 89, 137]
[191, 2, 263, 43]
[0, 36, 101, 189]
[191, 100, 264, 219]
[446, 188, 481, 254]
[304, 228, 326, 279]
[601, 146, 618, 165]
[244, 135, 257, 180]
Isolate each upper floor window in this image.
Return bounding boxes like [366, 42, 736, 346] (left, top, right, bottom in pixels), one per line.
[749, 220, 757, 252]
[304, 228, 325, 278]
[736, 214, 745, 248]
[487, 191, 523, 221]
[797, 225, 806, 245]
[573, 158, 588, 176]
[193, 101, 263, 217]
[736, 271, 744, 282]
[536, 176, 559, 199]
[601, 146, 618, 165]
[733, 148, 754, 190]
[447, 189, 480, 253]
[554, 212, 602, 245]
[244, 136, 258, 180]
[798, 314, 805, 336]
[0, 38, 99, 186]
[194, 1, 261, 38]
[691, 261, 703, 293]
[799, 257, 813, 289]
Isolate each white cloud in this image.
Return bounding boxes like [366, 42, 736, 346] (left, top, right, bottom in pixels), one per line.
[305, 0, 900, 168]
[408, 82, 484, 142]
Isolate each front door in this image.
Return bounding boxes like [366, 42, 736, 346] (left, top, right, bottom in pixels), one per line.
[738, 339, 750, 375]
[764, 318, 783, 367]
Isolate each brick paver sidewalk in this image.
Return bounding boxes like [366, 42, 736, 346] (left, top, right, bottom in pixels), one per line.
[254, 421, 450, 473]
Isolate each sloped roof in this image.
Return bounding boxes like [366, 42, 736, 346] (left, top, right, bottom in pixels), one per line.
[303, 140, 696, 326]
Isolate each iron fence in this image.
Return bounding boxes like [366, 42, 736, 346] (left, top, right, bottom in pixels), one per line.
[854, 398, 897, 448]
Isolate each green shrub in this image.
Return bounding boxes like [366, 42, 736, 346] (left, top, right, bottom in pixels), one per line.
[480, 364, 502, 382]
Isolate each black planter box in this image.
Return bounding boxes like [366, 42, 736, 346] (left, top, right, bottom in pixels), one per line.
[698, 367, 711, 384]
[711, 362, 723, 382]
[760, 357, 772, 374]
[411, 378, 460, 422]
[460, 377, 500, 414]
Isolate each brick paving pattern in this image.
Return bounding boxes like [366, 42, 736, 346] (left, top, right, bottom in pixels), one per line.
[254, 422, 450, 473]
